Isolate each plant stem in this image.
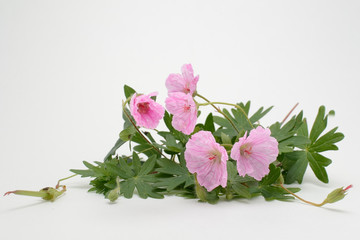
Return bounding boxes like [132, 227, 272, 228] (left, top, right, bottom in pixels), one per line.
[196, 97, 254, 129]
[278, 184, 326, 207]
[221, 143, 233, 147]
[281, 103, 299, 125]
[195, 93, 240, 133]
[56, 174, 78, 188]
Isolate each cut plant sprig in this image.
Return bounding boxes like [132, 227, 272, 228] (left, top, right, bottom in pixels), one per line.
[278, 183, 352, 207]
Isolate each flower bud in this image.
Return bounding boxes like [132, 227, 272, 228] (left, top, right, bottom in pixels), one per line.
[4, 186, 66, 202]
[106, 188, 120, 202]
[194, 174, 207, 202]
[106, 176, 121, 202]
[325, 185, 352, 204]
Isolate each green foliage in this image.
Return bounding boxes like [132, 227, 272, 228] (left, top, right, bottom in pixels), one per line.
[154, 154, 194, 192]
[213, 101, 272, 138]
[275, 106, 344, 184]
[71, 153, 163, 199]
[72, 85, 345, 205]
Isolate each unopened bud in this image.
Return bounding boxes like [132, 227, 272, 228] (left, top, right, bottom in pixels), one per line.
[106, 176, 121, 202]
[4, 186, 66, 202]
[106, 188, 120, 202]
[325, 185, 352, 204]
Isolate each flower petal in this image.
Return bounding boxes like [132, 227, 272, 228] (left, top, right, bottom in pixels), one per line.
[185, 131, 228, 191]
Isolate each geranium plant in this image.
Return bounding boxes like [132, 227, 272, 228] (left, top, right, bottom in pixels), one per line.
[5, 64, 351, 206]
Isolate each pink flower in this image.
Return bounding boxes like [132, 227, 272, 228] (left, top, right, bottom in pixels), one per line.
[165, 64, 199, 95]
[185, 131, 228, 191]
[130, 92, 165, 129]
[230, 126, 279, 181]
[165, 92, 197, 135]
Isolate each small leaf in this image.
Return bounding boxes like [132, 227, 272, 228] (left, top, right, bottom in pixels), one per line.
[70, 169, 95, 178]
[119, 126, 137, 141]
[280, 151, 308, 184]
[250, 105, 273, 123]
[132, 152, 141, 175]
[231, 182, 251, 198]
[309, 127, 344, 152]
[120, 178, 135, 198]
[204, 113, 215, 132]
[307, 152, 329, 183]
[104, 138, 126, 160]
[260, 164, 281, 186]
[138, 155, 156, 176]
[221, 132, 232, 145]
[124, 85, 136, 99]
[260, 186, 295, 201]
[310, 106, 327, 143]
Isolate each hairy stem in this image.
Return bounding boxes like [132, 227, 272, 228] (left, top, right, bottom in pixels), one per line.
[196, 97, 254, 129]
[56, 174, 78, 188]
[278, 184, 326, 207]
[195, 93, 240, 133]
[281, 103, 299, 125]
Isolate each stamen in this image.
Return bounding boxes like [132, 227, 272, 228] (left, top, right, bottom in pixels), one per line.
[137, 102, 150, 114]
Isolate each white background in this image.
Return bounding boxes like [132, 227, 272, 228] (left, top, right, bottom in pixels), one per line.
[1, 1, 359, 239]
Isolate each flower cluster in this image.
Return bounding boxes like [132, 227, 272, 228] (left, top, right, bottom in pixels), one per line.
[129, 64, 279, 191]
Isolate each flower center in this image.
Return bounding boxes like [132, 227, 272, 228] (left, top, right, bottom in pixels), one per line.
[137, 102, 150, 114]
[208, 151, 221, 163]
[184, 83, 191, 94]
[240, 144, 252, 157]
[183, 104, 191, 112]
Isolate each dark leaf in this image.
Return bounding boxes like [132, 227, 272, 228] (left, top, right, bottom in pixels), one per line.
[103, 138, 126, 160]
[307, 152, 329, 183]
[124, 85, 136, 99]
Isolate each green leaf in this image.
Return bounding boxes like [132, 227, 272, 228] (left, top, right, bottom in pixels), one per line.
[307, 152, 329, 183]
[280, 151, 308, 184]
[70, 169, 96, 178]
[204, 113, 215, 132]
[213, 116, 233, 129]
[124, 85, 136, 99]
[163, 111, 174, 131]
[249, 105, 273, 123]
[221, 132, 232, 145]
[155, 156, 194, 191]
[138, 155, 156, 176]
[104, 161, 133, 179]
[132, 152, 141, 175]
[309, 127, 344, 152]
[120, 178, 135, 198]
[310, 152, 332, 166]
[310, 106, 327, 143]
[158, 131, 184, 153]
[119, 125, 137, 141]
[259, 186, 295, 201]
[103, 138, 126, 160]
[122, 107, 133, 129]
[270, 112, 304, 143]
[118, 157, 135, 178]
[135, 180, 163, 199]
[297, 119, 309, 138]
[231, 182, 251, 198]
[260, 164, 281, 186]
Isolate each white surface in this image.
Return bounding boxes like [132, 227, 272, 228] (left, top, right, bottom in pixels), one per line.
[1, 1, 359, 239]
